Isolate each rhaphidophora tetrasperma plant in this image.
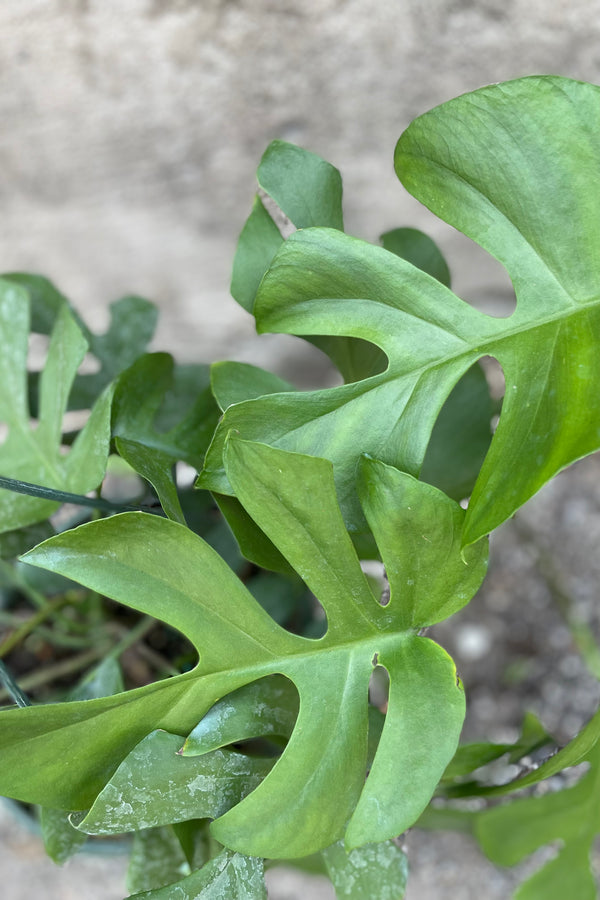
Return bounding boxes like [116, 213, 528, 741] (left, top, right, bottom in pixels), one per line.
[1, 74, 600, 898]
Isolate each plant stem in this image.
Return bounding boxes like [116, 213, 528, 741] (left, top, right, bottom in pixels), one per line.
[0, 659, 31, 707]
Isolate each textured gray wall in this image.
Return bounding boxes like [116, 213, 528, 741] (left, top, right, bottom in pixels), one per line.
[3, 0, 600, 372]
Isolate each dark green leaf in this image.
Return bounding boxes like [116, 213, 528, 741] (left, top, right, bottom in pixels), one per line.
[230, 196, 284, 313]
[211, 362, 294, 412]
[420, 363, 493, 501]
[112, 353, 219, 521]
[380, 226, 450, 287]
[127, 826, 191, 894]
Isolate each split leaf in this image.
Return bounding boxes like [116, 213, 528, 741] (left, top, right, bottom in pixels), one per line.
[199, 76, 600, 545]
[0, 281, 113, 533]
[1, 440, 479, 858]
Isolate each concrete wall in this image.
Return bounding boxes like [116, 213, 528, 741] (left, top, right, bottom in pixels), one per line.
[2, 0, 600, 374]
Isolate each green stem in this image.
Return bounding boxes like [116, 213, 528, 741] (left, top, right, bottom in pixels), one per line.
[0, 659, 31, 707]
[0, 474, 164, 516]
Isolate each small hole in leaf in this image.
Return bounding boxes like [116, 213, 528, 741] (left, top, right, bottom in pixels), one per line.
[77, 352, 101, 375]
[369, 665, 389, 714]
[478, 356, 505, 402]
[450, 234, 516, 318]
[27, 333, 50, 373]
[360, 559, 388, 605]
[0, 423, 8, 446]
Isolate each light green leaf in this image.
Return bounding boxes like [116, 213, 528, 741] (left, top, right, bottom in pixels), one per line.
[322, 839, 408, 900]
[181, 676, 299, 755]
[230, 140, 343, 314]
[200, 76, 600, 545]
[358, 457, 488, 627]
[3, 441, 468, 858]
[4, 275, 158, 412]
[128, 849, 266, 900]
[0, 281, 113, 532]
[40, 657, 125, 864]
[76, 730, 273, 835]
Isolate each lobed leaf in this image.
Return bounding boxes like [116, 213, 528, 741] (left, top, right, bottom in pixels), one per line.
[3, 274, 158, 412]
[200, 76, 600, 545]
[230, 140, 343, 314]
[0, 281, 113, 533]
[0, 440, 478, 857]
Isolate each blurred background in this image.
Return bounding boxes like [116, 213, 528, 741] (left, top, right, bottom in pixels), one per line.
[3, 2, 600, 897]
[5, 0, 600, 373]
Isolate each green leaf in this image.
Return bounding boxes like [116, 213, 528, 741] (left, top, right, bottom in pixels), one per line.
[419, 363, 493, 501]
[473, 740, 600, 899]
[180, 676, 299, 755]
[322, 839, 408, 899]
[0, 521, 55, 559]
[420, 707, 600, 898]
[0, 281, 113, 532]
[258, 140, 344, 232]
[4, 275, 158, 412]
[40, 657, 125, 864]
[112, 353, 219, 522]
[127, 826, 192, 894]
[441, 712, 551, 786]
[445, 703, 600, 799]
[358, 457, 488, 627]
[39, 807, 88, 867]
[209, 363, 296, 572]
[200, 76, 600, 544]
[76, 730, 273, 835]
[380, 226, 451, 287]
[230, 140, 343, 314]
[211, 361, 294, 412]
[310, 226, 451, 385]
[2, 441, 469, 858]
[230, 196, 285, 313]
[127, 849, 266, 900]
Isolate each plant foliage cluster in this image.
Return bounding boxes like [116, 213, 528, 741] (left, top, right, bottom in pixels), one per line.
[1, 75, 600, 898]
